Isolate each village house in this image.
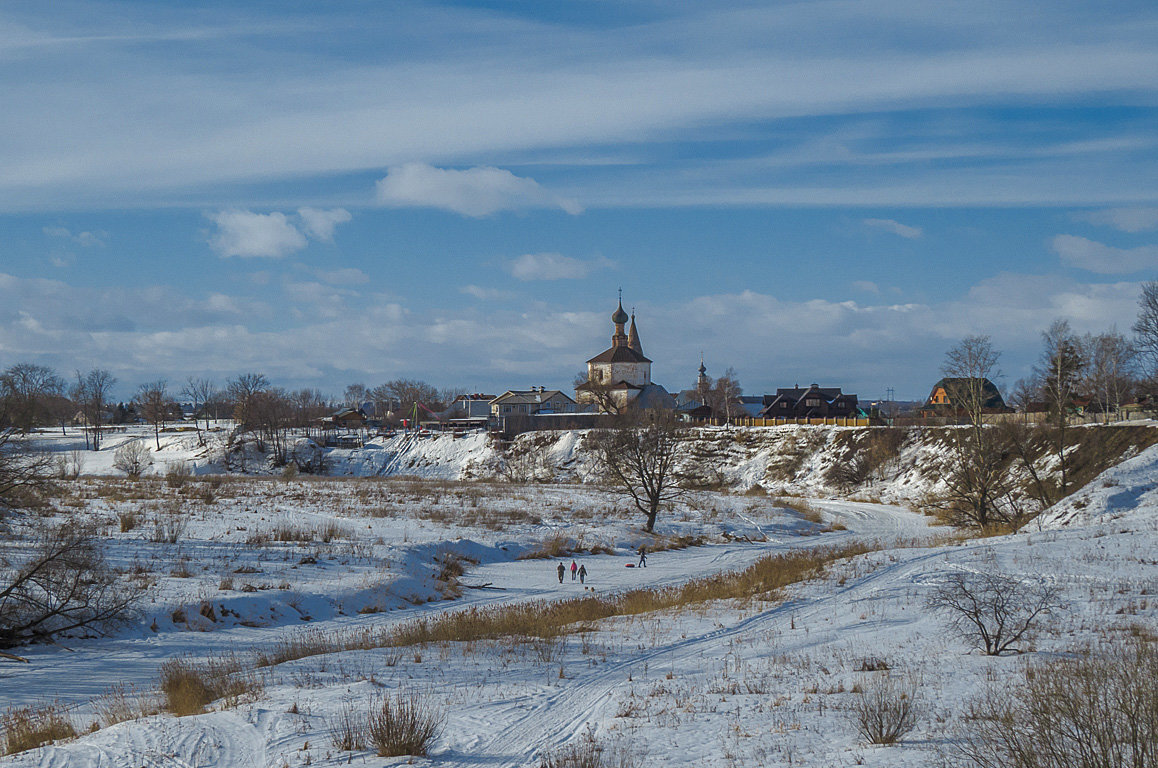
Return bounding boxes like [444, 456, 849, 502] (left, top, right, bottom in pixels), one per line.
[490, 388, 577, 418]
[919, 377, 1007, 417]
[758, 384, 860, 419]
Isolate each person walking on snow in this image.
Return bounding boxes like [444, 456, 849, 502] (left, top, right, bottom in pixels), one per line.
[570, 560, 578, 581]
[557, 562, 565, 583]
[638, 547, 647, 568]
[578, 564, 587, 584]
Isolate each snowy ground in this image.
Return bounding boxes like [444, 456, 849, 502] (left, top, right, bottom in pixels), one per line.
[2, 428, 1157, 767]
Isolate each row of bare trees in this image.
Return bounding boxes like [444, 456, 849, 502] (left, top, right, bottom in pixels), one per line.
[936, 288, 1157, 529]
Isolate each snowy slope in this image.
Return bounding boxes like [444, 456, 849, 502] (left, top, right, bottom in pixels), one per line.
[1037, 441, 1158, 529]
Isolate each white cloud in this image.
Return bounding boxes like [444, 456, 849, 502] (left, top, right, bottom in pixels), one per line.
[375, 163, 582, 218]
[1076, 207, 1158, 233]
[504, 253, 612, 281]
[297, 207, 352, 241]
[460, 285, 515, 301]
[206, 210, 307, 258]
[863, 218, 922, 239]
[315, 267, 369, 285]
[1051, 234, 1158, 274]
[43, 225, 107, 246]
[852, 280, 881, 294]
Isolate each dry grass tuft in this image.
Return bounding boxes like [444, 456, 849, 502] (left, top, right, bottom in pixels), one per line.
[157, 656, 263, 716]
[2, 702, 76, 755]
[366, 693, 443, 757]
[255, 542, 876, 669]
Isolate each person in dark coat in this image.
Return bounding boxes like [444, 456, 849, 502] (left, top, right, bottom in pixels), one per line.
[570, 560, 578, 580]
[638, 547, 647, 567]
[557, 562, 566, 583]
[578, 564, 587, 584]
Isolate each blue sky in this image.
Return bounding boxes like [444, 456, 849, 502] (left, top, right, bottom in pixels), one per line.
[1, 0, 1156, 401]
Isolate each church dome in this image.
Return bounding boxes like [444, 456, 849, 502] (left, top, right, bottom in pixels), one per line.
[611, 300, 629, 325]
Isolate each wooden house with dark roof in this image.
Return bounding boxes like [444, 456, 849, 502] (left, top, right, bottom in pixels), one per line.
[757, 384, 860, 419]
[920, 377, 1007, 417]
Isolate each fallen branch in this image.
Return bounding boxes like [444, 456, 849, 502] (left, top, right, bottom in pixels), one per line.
[0, 650, 30, 663]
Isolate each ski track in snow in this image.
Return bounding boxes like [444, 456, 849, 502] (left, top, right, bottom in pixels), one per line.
[467, 542, 948, 766]
[1, 489, 939, 768]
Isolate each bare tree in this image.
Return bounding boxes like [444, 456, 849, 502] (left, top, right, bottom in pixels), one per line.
[1132, 280, 1158, 393]
[180, 377, 217, 446]
[574, 370, 623, 415]
[707, 367, 743, 421]
[380, 379, 443, 411]
[226, 372, 270, 432]
[1036, 320, 1086, 497]
[71, 369, 116, 451]
[1007, 377, 1039, 421]
[588, 409, 689, 532]
[0, 364, 65, 434]
[135, 380, 170, 450]
[937, 336, 1019, 528]
[0, 521, 143, 647]
[343, 383, 369, 409]
[928, 567, 1058, 656]
[0, 430, 55, 514]
[1081, 329, 1134, 423]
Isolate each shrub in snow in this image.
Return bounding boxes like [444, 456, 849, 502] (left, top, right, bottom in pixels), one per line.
[849, 672, 922, 745]
[928, 567, 1058, 656]
[112, 440, 152, 479]
[957, 641, 1158, 768]
[538, 727, 638, 768]
[367, 692, 443, 757]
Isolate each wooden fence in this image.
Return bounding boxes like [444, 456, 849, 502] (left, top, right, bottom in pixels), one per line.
[694, 416, 871, 428]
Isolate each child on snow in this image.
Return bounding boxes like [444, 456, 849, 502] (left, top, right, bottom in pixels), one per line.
[557, 562, 565, 583]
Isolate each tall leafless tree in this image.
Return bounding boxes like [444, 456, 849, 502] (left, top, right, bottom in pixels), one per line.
[343, 383, 369, 409]
[1131, 280, 1158, 394]
[707, 367, 743, 422]
[0, 364, 65, 434]
[226, 372, 270, 432]
[1036, 320, 1086, 497]
[1081, 329, 1134, 422]
[937, 336, 1019, 528]
[0, 430, 55, 514]
[71, 369, 116, 451]
[588, 409, 689, 532]
[135, 380, 170, 450]
[180, 377, 217, 446]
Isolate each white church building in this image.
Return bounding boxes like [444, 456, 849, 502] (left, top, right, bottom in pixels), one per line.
[575, 296, 675, 412]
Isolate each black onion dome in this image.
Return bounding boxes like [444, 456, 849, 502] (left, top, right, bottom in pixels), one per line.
[611, 300, 629, 324]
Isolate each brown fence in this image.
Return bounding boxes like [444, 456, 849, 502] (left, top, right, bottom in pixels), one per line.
[694, 417, 871, 428]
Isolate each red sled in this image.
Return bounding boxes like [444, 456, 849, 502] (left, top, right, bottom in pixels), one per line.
[625, 563, 635, 568]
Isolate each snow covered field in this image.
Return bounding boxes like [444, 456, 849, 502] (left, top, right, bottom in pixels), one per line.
[2, 426, 1157, 766]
